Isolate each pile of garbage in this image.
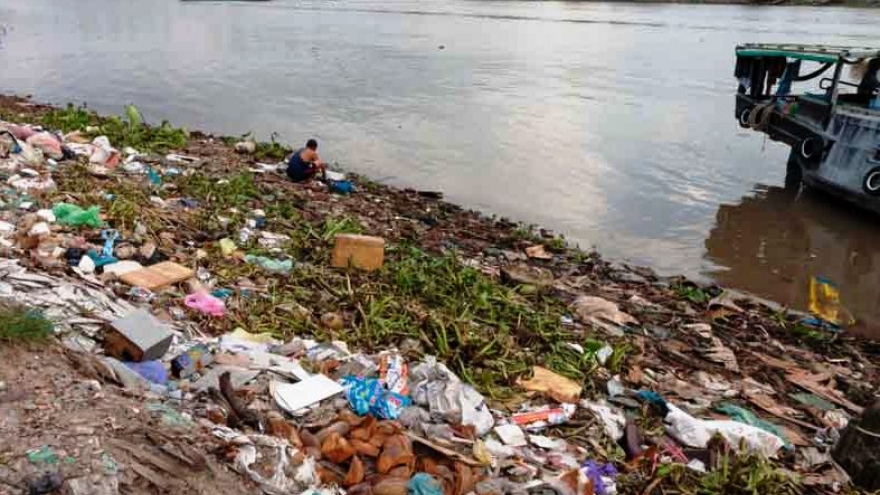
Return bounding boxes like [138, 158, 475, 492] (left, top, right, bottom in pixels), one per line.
[1, 96, 879, 495]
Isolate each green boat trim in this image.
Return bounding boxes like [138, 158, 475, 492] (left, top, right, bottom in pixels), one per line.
[736, 43, 880, 64]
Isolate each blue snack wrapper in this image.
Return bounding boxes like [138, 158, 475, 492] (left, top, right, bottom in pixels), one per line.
[342, 376, 411, 419]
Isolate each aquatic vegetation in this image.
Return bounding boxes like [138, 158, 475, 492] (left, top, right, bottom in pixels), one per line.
[675, 283, 710, 304]
[37, 103, 188, 152]
[623, 449, 802, 495]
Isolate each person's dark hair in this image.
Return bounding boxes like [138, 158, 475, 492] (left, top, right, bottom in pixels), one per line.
[306, 139, 318, 150]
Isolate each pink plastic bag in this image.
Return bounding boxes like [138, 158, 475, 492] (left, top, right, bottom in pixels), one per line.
[1, 123, 37, 141]
[184, 292, 226, 317]
[26, 132, 64, 160]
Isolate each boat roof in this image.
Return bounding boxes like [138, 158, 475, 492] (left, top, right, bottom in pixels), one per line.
[736, 43, 880, 63]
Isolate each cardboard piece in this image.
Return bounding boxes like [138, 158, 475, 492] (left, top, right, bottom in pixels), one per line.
[331, 234, 385, 272]
[119, 261, 194, 290]
[271, 375, 344, 414]
[246, 351, 311, 381]
[103, 260, 144, 277]
[407, 433, 483, 467]
[517, 366, 583, 404]
[494, 424, 528, 447]
[104, 309, 173, 362]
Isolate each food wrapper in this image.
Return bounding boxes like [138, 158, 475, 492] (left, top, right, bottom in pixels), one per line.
[379, 352, 409, 395]
[342, 376, 411, 420]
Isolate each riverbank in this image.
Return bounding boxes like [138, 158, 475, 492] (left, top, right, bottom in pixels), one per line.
[0, 94, 877, 494]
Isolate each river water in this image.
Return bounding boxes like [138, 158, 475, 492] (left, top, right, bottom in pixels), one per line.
[1, 0, 880, 332]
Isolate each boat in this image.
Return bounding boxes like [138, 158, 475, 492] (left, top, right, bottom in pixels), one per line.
[734, 44, 880, 213]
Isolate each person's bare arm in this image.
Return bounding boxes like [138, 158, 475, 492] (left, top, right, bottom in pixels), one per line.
[314, 152, 325, 170]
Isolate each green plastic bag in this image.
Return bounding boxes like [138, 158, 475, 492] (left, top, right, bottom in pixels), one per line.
[52, 203, 102, 228]
[715, 403, 790, 449]
[244, 254, 292, 274]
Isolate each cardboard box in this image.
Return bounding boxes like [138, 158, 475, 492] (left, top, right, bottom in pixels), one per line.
[119, 261, 194, 291]
[104, 309, 172, 362]
[331, 234, 385, 271]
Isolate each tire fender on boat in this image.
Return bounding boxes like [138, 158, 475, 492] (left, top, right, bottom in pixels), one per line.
[747, 103, 774, 131]
[863, 168, 880, 196]
[798, 135, 826, 163]
[738, 107, 752, 128]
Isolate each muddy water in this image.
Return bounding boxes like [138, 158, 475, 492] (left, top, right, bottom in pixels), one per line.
[1, 0, 880, 333]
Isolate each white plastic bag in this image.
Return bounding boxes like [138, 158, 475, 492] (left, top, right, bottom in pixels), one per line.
[664, 404, 785, 458]
[581, 400, 626, 441]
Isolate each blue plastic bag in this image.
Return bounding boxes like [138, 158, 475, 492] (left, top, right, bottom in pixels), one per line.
[328, 180, 353, 195]
[342, 376, 411, 420]
[124, 360, 169, 385]
[581, 461, 618, 495]
[408, 473, 443, 495]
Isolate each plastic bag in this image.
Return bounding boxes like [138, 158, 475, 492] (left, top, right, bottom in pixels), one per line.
[52, 203, 102, 228]
[808, 276, 853, 326]
[89, 136, 120, 167]
[715, 403, 790, 449]
[17, 141, 44, 166]
[664, 403, 785, 458]
[245, 254, 292, 274]
[1, 123, 37, 141]
[219, 238, 236, 256]
[185, 292, 227, 317]
[234, 440, 300, 495]
[407, 473, 443, 495]
[582, 400, 626, 441]
[123, 360, 168, 385]
[0, 130, 20, 157]
[581, 461, 618, 495]
[342, 376, 411, 420]
[26, 132, 63, 160]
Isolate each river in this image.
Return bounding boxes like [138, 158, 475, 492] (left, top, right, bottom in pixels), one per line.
[1, 0, 880, 333]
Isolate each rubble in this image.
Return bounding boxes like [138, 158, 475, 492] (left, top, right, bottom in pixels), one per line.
[0, 95, 877, 494]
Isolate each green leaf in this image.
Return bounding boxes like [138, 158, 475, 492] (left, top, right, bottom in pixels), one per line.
[125, 104, 143, 128]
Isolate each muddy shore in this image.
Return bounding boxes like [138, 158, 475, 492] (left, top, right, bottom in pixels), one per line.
[0, 93, 878, 494]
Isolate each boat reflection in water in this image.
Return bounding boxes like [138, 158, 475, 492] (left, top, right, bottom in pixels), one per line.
[704, 185, 880, 338]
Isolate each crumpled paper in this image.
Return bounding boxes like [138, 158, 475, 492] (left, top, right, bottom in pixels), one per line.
[409, 356, 494, 435]
[213, 426, 317, 495]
